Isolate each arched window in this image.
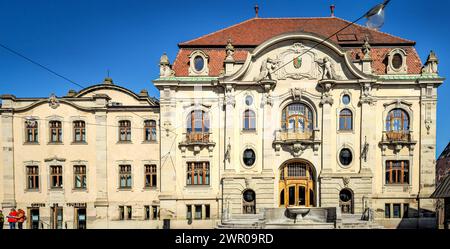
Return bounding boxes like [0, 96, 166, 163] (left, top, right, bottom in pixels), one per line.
[243, 109, 256, 130]
[281, 103, 313, 135]
[386, 109, 409, 132]
[339, 109, 352, 131]
[144, 120, 157, 142]
[187, 110, 210, 142]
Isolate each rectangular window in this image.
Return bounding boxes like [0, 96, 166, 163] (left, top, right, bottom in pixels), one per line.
[144, 205, 150, 220]
[186, 205, 192, 220]
[144, 164, 157, 188]
[195, 205, 202, 220]
[49, 121, 62, 143]
[119, 165, 132, 189]
[73, 121, 86, 142]
[385, 203, 391, 218]
[393, 204, 401, 218]
[144, 120, 157, 141]
[127, 206, 132, 220]
[119, 120, 131, 141]
[385, 161, 409, 184]
[74, 165, 87, 189]
[50, 165, 63, 189]
[205, 205, 210, 219]
[186, 162, 210, 185]
[26, 166, 39, 190]
[152, 206, 158, 220]
[119, 206, 125, 220]
[25, 120, 38, 143]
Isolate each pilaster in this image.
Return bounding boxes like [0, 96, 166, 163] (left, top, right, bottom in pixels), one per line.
[1, 112, 16, 208]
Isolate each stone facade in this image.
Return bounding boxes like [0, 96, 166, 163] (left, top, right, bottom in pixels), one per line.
[0, 16, 444, 229]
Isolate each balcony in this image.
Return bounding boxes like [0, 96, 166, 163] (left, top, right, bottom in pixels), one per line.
[273, 129, 321, 157]
[179, 132, 215, 154]
[380, 131, 416, 154]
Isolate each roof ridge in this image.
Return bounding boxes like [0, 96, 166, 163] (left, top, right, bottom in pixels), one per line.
[179, 18, 256, 46]
[333, 16, 415, 44]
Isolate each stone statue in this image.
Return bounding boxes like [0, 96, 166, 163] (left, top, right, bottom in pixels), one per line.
[422, 50, 438, 75]
[48, 93, 60, 109]
[159, 53, 174, 77]
[225, 39, 235, 61]
[362, 36, 372, 59]
[255, 57, 277, 81]
[316, 57, 339, 80]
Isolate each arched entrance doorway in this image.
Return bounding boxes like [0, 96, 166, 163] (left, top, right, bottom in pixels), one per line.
[242, 189, 256, 214]
[339, 188, 354, 214]
[279, 160, 316, 207]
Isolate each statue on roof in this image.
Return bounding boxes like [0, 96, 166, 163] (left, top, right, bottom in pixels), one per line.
[422, 50, 439, 75]
[159, 52, 175, 77]
[225, 39, 235, 61]
[362, 35, 372, 59]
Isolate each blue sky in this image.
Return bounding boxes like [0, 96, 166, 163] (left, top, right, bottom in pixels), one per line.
[0, 0, 449, 156]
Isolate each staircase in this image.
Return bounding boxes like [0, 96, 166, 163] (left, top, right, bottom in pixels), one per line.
[217, 214, 264, 229]
[340, 214, 384, 229]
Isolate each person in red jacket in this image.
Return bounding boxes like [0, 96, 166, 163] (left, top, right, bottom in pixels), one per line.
[16, 209, 26, 229]
[7, 208, 17, 229]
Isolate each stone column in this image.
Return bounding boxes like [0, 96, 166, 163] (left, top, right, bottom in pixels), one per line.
[320, 81, 334, 174]
[1, 112, 16, 208]
[418, 83, 438, 216]
[224, 84, 235, 172]
[359, 81, 376, 175]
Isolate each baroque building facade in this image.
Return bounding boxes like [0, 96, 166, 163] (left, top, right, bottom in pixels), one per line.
[0, 16, 444, 229]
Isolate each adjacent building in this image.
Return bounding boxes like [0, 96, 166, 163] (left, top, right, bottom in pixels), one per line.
[0, 14, 445, 229]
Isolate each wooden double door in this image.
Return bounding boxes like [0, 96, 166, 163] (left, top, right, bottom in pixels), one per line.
[279, 161, 315, 207]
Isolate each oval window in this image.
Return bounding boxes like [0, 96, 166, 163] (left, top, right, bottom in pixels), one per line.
[392, 53, 403, 69]
[245, 95, 253, 106]
[243, 149, 256, 167]
[194, 56, 204, 72]
[243, 189, 255, 202]
[339, 189, 352, 202]
[342, 94, 350, 105]
[339, 148, 352, 166]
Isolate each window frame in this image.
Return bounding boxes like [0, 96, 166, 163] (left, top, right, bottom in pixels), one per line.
[50, 165, 63, 189]
[281, 103, 314, 134]
[73, 120, 86, 143]
[243, 109, 256, 131]
[49, 120, 63, 143]
[119, 164, 132, 189]
[25, 120, 38, 143]
[143, 120, 157, 142]
[385, 160, 410, 185]
[339, 109, 353, 131]
[144, 164, 157, 188]
[118, 120, 132, 142]
[186, 162, 210, 186]
[26, 165, 39, 190]
[73, 165, 87, 190]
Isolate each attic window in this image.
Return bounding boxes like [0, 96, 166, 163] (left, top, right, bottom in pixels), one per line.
[336, 34, 357, 41]
[392, 53, 403, 69]
[188, 50, 209, 76]
[194, 56, 204, 72]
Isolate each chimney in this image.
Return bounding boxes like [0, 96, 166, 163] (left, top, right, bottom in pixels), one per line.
[330, 4, 335, 17]
[254, 4, 259, 18]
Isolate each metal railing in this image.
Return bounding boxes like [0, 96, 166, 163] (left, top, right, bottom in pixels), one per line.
[382, 131, 412, 142]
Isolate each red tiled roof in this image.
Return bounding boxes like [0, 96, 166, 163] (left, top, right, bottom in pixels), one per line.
[173, 17, 422, 76]
[172, 48, 249, 77]
[179, 17, 415, 47]
[348, 47, 422, 74]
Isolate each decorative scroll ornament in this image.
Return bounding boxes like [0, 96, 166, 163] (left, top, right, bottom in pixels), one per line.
[319, 82, 334, 106]
[425, 118, 432, 135]
[343, 177, 350, 187]
[48, 93, 60, 109]
[225, 86, 236, 107]
[25, 117, 37, 128]
[359, 82, 376, 105]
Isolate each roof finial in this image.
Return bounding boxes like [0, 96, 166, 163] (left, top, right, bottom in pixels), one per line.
[330, 4, 335, 17]
[254, 4, 259, 18]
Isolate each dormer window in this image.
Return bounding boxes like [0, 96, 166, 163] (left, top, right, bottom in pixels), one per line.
[189, 50, 209, 76]
[194, 56, 204, 72]
[387, 48, 407, 74]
